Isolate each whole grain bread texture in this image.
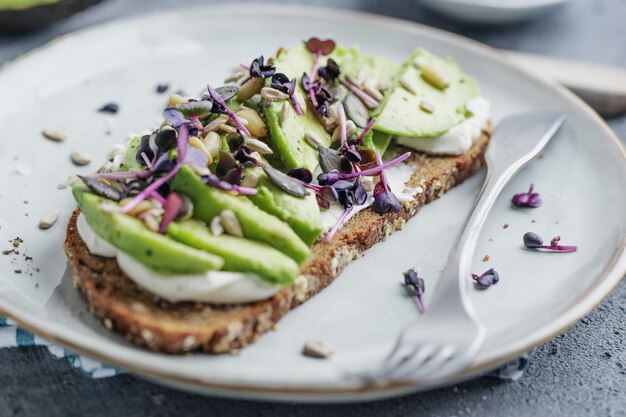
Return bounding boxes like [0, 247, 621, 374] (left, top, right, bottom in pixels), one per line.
[64, 124, 492, 354]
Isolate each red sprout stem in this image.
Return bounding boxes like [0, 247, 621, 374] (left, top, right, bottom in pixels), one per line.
[290, 95, 303, 116]
[339, 76, 379, 109]
[239, 63, 250, 71]
[415, 287, 427, 313]
[375, 150, 389, 189]
[207, 84, 251, 137]
[140, 152, 153, 170]
[232, 185, 258, 195]
[121, 164, 182, 214]
[341, 152, 411, 179]
[308, 51, 322, 108]
[539, 245, 578, 252]
[324, 205, 353, 243]
[190, 115, 204, 132]
[338, 102, 347, 149]
[357, 118, 377, 143]
[149, 191, 166, 206]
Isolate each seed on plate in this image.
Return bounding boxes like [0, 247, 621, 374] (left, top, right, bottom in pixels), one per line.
[400, 76, 418, 95]
[220, 209, 243, 237]
[363, 79, 384, 101]
[237, 77, 264, 102]
[189, 136, 212, 164]
[302, 340, 334, 359]
[168, 93, 187, 108]
[202, 131, 222, 158]
[98, 103, 119, 114]
[38, 210, 60, 230]
[70, 150, 92, 166]
[421, 63, 449, 90]
[156, 83, 169, 94]
[280, 102, 290, 127]
[245, 138, 273, 155]
[420, 100, 435, 113]
[236, 108, 267, 137]
[210, 216, 224, 236]
[204, 114, 229, 133]
[42, 128, 67, 142]
[261, 87, 290, 101]
[304, 131, 325, 149]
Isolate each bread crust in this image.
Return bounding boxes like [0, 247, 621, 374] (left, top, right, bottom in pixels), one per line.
[64, 125, 492, 354]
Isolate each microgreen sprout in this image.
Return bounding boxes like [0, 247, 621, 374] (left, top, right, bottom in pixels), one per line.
[206, 84, 251, 136]
[372, 150, 401, 214]
[270, 73, 302, 115]
[523, 232, 577, 252]
[304, 37, 336, 107]
[471, 268, 500, 290]
[356, 118, 377, 143]
[241, 55, 275, 85]
[324, 205, 353, 243]
[403, 268, 426, 312]
[158, 192, 183, 234]
[512, 183, 542, 208]
[338, 75, 379, 109]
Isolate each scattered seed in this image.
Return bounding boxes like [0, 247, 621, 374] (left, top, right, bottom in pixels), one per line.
[306, 132, 327, 150]
[103, 318, 113, 329]
[482, 254, 490, 262]
[202, 131, 222, 158]
[220, 210, 243, 237]
[98, 103, 119, 114]
[237, 77, 264, 102]
[503, 223, 510, 229]
[14, 269, 22, 274]
[189, 136, 212, 163]
[400, 77, 418, 95]
[363, 79, 384, 101]
[260, 87, 289, 101]
[377, 80, 392, 91]
[42, 128, 67, 142]
[345, 73, 363, 88]
[237, 108, 267, 137]
[280, 102, 290, 127]
[537, 152, 545, 160]
[531, 219, 537, 223]
[219, 124, 237, 134]
[245, 138, 273, 154]
[38, 210, 60, 230]
[168, 93, 187, 108]
[421, 63, 449, 90]
[413, 56, 428, 69]
[156, 83, 169, 93]
[140, 214, 160, 232]
[70, 150, 92, 166]
[204, 115, 229, 133]
[210, 216, 224, 236]
[331, 120, 357, 142]
[344, 93, 370, 128]
[420, 100, 435, 113]
[302, 340, 334, 359]
[241, 170, 261, 188]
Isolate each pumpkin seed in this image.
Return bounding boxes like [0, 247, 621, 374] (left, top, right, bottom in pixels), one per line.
[263, 165, 309, 197]
[38, 210, 60, 230]
[215, 85, 239, 102]
[79, 176, 122, 201]
[42, 128, 67, 142]
[220, 209, 244, 237]
[343, 93, 369, 128]
[70, 150, 92, 166]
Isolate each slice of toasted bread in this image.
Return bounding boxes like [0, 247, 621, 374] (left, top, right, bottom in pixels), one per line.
[64, 125, 492, 354]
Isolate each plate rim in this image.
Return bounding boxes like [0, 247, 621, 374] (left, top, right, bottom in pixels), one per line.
[0, 3, 624, 401]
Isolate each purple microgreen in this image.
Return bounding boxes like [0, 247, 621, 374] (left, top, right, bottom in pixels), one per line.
[216, 151, 239, 178]
[233, 185, 258, 195]
[270, 73, 302, 116]
[324, 205, 353, 243]
[317, 170, 341, 186]
[263, 165, 310, 197]
[149, 190, 166, 206]
[339, 76, 379, 109]
[244, 55, 276, 83]
[158, 192, 183, 234]
[344, 151, 411, 179]
[163, 108, 190, 128]
[403, 268, 426, 312]
[182, 146, 208, 169]
[136, 133, 158, 165]
[207, 84, 251, 136]
[202, 173, 257, 195]
[79, 176, 123, 201]
[343, 145, 362, 164]
[151, 152, 177, 174]
[337, 102, 348, 149]
[512, 183, 542, 208]
[372, 150, 401, 214]
[523, 232, 578, 252]
[287, 168, 313, 183]
[471, 268, 500, 290]
[317, 58, 341, 83]
[222, 164, 244, 185]
[356, 118, 377, 143]
[176, 123, 190, 164]
[353, 176, 368, 205]
[233, 145, 259, 165]
[155, 129, 177, 151]
[98, 103, 119, 114]
[305, 37, 336, 56]
[140, 152, 153, 169]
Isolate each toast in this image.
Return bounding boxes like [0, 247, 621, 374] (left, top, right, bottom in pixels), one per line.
[63, 124, 492, 354]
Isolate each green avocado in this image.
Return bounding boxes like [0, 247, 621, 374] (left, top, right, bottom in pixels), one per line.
[263, 44, 332, 171]
[245, 168, 322, 245]
[167, 220, 299, 285]
[73, 187, 224, 274]
[122, 136, 144, 172]
[373, 48, 479, 138]
[170, 166, 310, 263]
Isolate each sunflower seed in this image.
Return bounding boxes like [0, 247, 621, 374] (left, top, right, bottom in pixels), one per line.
[241, 170, 261, 188]
[331, 120, 357, 142]
[261, 87, 289, 101]
[421, 63, 449, 90]
[345, 73, 363, 88]
[413, 55, 428, 69]
[167, 93, 187, 108]
[204, 115, 229, 133]
[363, 79, 384, 101]
[280, 102, 290, 127]
[70, 150, 92, 166]
[220, 209, 243, 237]
[378, 80, 392, 91]
[210, 216, 224, 236]
[42, 128, 67, 142]
[400, 77, 418, 95]
[245, 138, 273, 154]
[203, 131, 222, 158]
[141, 214, 160, 232]
[420, 100, 435, 113]
[219, 124, 237, 134]
[304, 131, 325, 149]
[302, 340, 334, 359]
[38, 210, 60, 230]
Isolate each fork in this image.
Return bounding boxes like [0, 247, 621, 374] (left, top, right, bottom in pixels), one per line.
[364, 112, 567, 385]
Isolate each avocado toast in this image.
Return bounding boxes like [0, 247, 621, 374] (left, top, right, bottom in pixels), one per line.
[64, 38, 492, 353]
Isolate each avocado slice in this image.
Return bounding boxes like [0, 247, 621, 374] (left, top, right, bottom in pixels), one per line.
[167, 220, 299, 285]
[171, 166, 310, 263]
[263, 44, 332, 171]
[373, 48, 479, 138]
[122, 136, 144, 172]
[245, 168, 322, 245]
[73, 187, 224, 274]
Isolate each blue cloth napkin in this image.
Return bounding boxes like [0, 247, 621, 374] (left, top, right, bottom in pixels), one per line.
[0, 315, 528, 381]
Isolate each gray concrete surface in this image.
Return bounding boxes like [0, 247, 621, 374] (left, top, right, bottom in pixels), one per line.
[1, 0, 625, 416]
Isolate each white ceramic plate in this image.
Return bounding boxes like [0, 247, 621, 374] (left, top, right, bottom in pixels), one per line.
[0, 5, 624, 402]
[416, 0, 572, 24]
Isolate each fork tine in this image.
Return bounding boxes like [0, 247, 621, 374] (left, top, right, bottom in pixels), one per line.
[361, 344, 418, 381]
[383, 344, 437, 381]
[418, 350, 474, 383]
[395, 345, 456, 382]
